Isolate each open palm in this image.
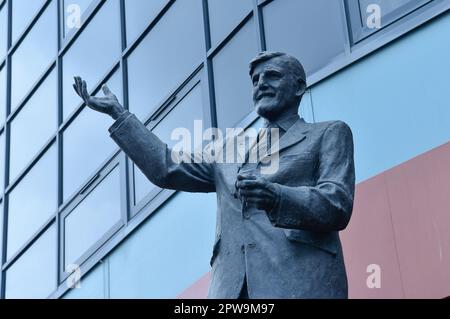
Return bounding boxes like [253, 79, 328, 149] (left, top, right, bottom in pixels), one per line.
[73, 76, 123, 116]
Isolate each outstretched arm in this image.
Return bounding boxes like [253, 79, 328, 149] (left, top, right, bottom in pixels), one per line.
[73, 77, 215, 193]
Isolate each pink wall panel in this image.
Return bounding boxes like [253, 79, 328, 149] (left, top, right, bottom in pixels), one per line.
[177, 272, 210, 299]
[385, 142, 450, 298]
[341, 177, 404, 298]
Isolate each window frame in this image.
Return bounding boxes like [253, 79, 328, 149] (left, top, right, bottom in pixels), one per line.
[346, 0, 435, 43]
[59, 156, 123, 282]
[129, 68, 207, 218]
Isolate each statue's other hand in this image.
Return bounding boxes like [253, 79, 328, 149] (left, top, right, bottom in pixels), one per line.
[73, 76, 125, 119]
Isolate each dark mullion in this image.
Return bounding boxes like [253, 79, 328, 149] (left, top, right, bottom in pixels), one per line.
[257, 0, 272, 6]
[118, 0, 130, 225]
[0, 0, 11, 300]
[57, 0, 64, 49]
[0, 196, 7, 298]
[201, 0, 217, 130]
[2, 0, 11, 267]
[202, 0, 212, 51]
[254, 0, 267, 52]
[55, 0, 63, 288]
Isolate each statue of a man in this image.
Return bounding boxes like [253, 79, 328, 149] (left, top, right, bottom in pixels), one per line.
[73, 52, 355, 299]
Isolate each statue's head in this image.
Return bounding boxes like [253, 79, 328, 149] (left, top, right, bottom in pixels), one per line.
[249, 52, 306, 120]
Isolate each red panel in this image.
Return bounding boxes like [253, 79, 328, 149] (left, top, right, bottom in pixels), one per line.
[341, 177, 404, 298]
[385, 142, 450, 298]
[177, 272, 211, 299]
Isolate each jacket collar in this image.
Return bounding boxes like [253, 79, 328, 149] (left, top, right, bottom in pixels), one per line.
[259, 117, 309, 164]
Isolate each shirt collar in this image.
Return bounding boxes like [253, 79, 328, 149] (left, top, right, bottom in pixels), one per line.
[264, 114, 301, 132]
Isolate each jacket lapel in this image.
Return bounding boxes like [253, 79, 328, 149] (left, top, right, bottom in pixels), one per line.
[258, 118, 308, 164]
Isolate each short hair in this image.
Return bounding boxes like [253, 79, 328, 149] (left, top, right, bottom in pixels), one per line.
[249, 51, 306, 84]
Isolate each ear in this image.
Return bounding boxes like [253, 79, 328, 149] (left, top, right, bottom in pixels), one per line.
[295, 78, 307, 97]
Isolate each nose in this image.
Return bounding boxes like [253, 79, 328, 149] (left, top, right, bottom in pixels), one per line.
[256, 73, 269, 90]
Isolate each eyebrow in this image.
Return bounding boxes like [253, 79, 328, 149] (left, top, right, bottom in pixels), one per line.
[252, 68, 283, 78]
[263, 68, 282, 73]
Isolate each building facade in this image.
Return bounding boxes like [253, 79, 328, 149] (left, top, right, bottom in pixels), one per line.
[0, 0, 449, 298]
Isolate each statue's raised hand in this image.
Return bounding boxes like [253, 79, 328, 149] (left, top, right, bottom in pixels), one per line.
[73, 76, 125, 120]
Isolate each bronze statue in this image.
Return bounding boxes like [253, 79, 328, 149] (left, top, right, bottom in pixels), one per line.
[73, 52, 355, 299]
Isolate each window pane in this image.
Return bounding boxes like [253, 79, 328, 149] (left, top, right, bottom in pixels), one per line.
[10, 69, 57, 180]
[213, 19, 258, 131]
[63, 70, 122, 201]
[358, 0, 430, 25]
[63, 0, 95, 36]
[127, 0, 204, 121]
[125, 0, 168, 46]
[64, 167, 122, 268]
[208, 0, 252, 48]
[11, 0, 57, 110]
[11, 0, 46, 44]
[134, 83, 204, 204]
[62, 0, 121, 119]
[5, 224, 56, 299]
[0, 3, 7, 59]
[7, 145, 57, 260]
[0, 66, 6, 124]
[263, 0, 347, 76]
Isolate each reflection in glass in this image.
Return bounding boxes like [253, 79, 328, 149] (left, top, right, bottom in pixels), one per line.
[7, 145, 57, 260]
[127, 0, 204, 121]
[64, 167, 121, 268]
[11, 0, 57, 110]
[0, 66, 6, 123]
[5, 224, 56, 299]
[11, 0, 46, 45]
[63, 0, 121, 119]
[10, 69, 57, 180]
[208, 0, 252, 48]
[263, 0, 346, 76]
[0, 3, 7, 59]
[213, 19, 257, 131]
[134, 83, 204, 204]
[63, 0, 94, 36]
[124, 0, 168, 46]
[63, 70, 122, 201]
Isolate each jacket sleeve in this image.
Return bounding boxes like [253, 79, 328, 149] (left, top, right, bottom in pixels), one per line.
[267, 121, 355, 232]
[109, 111, 215, 193]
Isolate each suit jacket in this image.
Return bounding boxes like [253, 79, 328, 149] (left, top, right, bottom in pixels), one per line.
[109, 112, 355, 299]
